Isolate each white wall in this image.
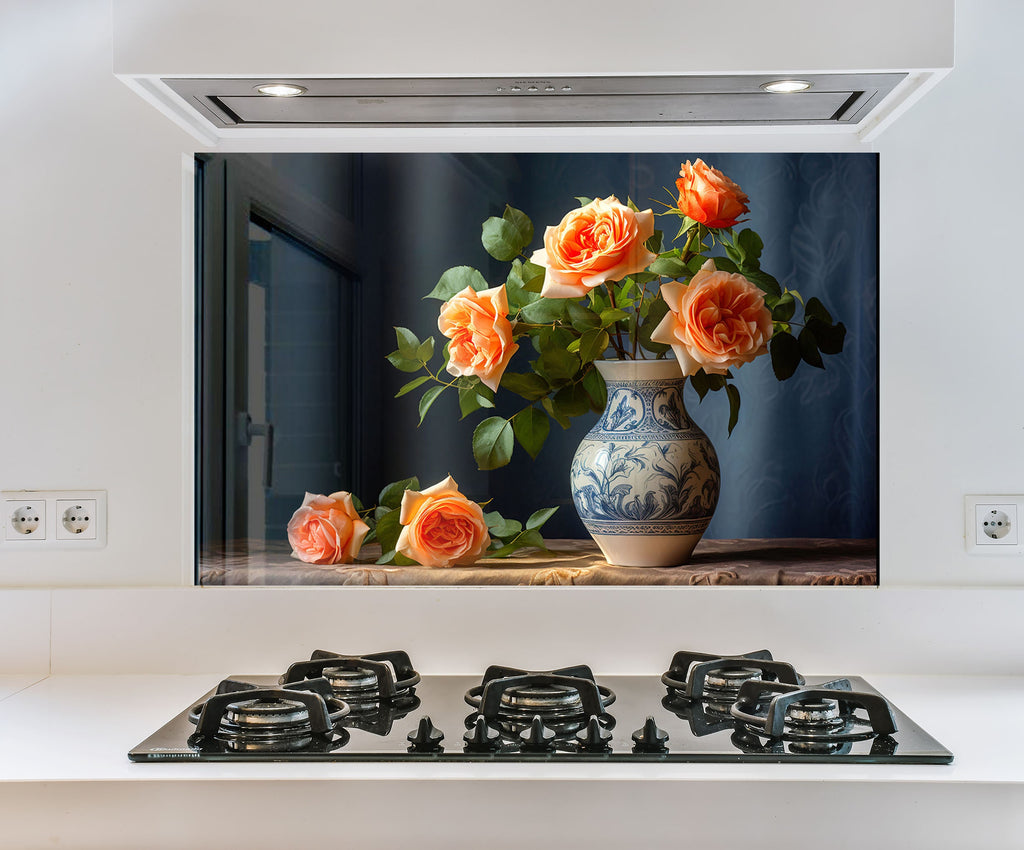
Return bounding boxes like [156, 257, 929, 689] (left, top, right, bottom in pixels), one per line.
[0, 0, 1021, 588]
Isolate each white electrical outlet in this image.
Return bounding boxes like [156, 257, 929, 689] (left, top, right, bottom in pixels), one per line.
[56, 499, 98, 540]
[965, 495, 1024, 555]
[4, 500, 46, 541]
[0, 490, 106, 549]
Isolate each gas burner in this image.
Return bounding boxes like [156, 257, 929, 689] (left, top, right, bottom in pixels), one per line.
[730, 677, 899, 746]
[187, 677, 350, 753]
[464, 665, 616, 739]
[280, 649, 421, 709]
[661, 649, 804, 709]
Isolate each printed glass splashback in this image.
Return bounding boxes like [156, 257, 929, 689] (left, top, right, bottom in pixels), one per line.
[196, 152, 877, 587]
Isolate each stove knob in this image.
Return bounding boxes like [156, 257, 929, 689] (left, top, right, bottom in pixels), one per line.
[576, 714, 613, 752]
[463, 715, 502, 752]
[407, 716, 444, 753]
[631, 716, 670, 753]
[519, 715, 557, 752]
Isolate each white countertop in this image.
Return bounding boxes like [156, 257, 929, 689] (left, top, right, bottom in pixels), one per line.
[0, 673, 1020, 784]
[0, 673, 1022, 849]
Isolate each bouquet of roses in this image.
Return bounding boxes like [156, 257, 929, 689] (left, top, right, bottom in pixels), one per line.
[388, 159, 847, 471]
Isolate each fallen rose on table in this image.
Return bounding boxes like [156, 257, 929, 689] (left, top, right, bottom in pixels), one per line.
[286, 475, 557, 567]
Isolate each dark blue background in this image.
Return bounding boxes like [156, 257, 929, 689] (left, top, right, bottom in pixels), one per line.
[360, 152, 878, 541]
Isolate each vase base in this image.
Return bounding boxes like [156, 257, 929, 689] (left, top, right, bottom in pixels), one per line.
[590, 532, 704, 568]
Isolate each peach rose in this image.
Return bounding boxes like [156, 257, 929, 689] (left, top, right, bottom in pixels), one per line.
[675, 159, 750, 229]
[395, 475, 491, 567]
[651, 259, 773, 376]
[438, 285, 519, 392]
[287, 491, 369, 565]
[531, 196, 657, 299]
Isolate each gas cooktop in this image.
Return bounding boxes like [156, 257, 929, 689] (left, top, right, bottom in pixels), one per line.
[128, 649, 953, 764]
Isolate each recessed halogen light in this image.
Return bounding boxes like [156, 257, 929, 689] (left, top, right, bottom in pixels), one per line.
[255, 83, 307, 97]
[760, 80, 813, 94]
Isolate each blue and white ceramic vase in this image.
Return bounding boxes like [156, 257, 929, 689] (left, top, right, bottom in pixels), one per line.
[570, 359, 720, 567]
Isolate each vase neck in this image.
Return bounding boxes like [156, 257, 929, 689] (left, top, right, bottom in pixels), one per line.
[595, 358, 686, 384]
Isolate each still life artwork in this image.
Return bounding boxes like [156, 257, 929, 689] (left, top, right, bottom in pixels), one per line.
[197, 152, 878, 587]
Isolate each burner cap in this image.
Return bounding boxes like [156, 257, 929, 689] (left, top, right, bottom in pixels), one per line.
[224, 697, 310, 729]
[323, 665, 380, 694]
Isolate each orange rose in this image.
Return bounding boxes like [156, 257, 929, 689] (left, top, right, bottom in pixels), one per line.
[531, 196, 657, 299]
[396, 475, 490, 567]
[438, 285, 519, 392]
[675, 159, 750, 229]
[651, 259, 773, 376]
[287, 491, 369, 565]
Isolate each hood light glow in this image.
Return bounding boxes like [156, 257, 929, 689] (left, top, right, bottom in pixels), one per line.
[760, 80, 813, 93]
[255, 83, 307, 97]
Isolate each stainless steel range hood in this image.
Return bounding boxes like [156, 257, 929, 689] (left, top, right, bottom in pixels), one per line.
[163, 74, 906, 130]
[112, 0, 953, 146]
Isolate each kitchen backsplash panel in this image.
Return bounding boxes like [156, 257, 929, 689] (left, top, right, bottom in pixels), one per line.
[196, 152, 877, 587]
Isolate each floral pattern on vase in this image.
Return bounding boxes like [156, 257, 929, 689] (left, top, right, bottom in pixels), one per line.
[570, 360, 720, 567]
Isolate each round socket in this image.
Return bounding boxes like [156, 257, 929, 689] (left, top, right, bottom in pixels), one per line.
[61, 504, 91, 535]
[11, 505, 41, 535]
[983, 509, 1012, 540]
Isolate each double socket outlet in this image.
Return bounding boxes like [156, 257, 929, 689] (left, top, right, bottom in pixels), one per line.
[964, 495, 1024, 556]
[1, 490, 107, 549]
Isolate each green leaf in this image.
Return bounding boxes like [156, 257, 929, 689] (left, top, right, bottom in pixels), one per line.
[690, 369, 709, 400]
[725, 383, 741, 436]
[770, 331, 801, 381]
[705, 373, 727, 392]
[396, 376, 430, 398]
[645, 229, 664, 255]
[520, 298, 568, 324]
[458, 383, 495, 418]
[512, 406, 550, 459]
[373, 507, 403, 555]
[577, 328, 610, 363]
[736, 229, 764, 265]
[482, 211, 531, 262]
[581, 365, 607, 411]
[418, 384, 446, 424]
[500, 371, 550, 400]
[553, 382, 591, 418]
[505, 261, 542, 310]
[567, 300, 601, 331]
[414, 337, 435, 363]
[483, 511, 523, 539]
[379, 477, 419, 510]
[503, 205, 533, 246]
[807, 318, 847, 355]
[638, 296, 671, 355]
[394, 327, 421, 358]
[710, 255, 739, 273]
[772, 291, 796, 322]
[535, 347, 580, 384]
[519, 261, 546, 292]
[724, 241, 744, 267]
[599, 308, 630, 328]
[515, 529, 546, 550]
[798, 327, 825, 369]
[648, 256, 688, 279]
[526, 506, 559, 531]
[386, 351, 423, 373]
[744, 268, 783, 298]
[575, 196, 593, 207]
[805, 296, 833, 324]
[542, 396, 571, 429]
[472, 416, 515, 470]
[425, 266, 490, 301]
